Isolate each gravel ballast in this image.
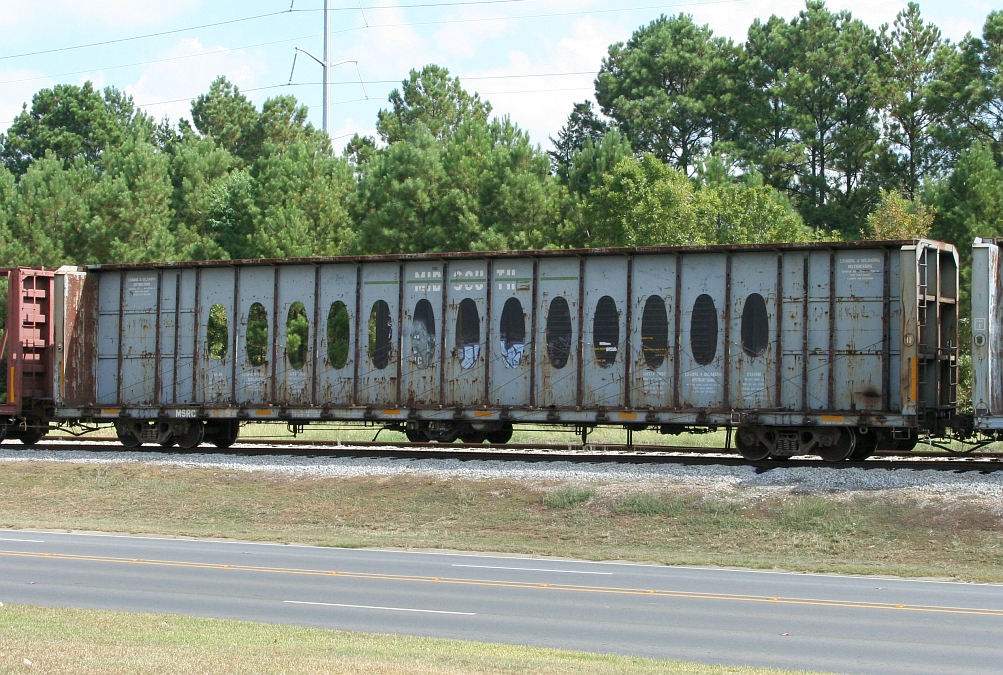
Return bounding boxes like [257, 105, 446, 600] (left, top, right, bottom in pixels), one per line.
[4, 442, 1003, 511]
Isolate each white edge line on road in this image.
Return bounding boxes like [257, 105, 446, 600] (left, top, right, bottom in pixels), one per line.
[452, 564, 613, 575]
[284, 600, 475, 615]
[4, 530, 1000, 588]
[0, 537, 44, 543]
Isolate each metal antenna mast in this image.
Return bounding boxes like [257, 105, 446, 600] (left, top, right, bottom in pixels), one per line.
[289, 0, 368, 133]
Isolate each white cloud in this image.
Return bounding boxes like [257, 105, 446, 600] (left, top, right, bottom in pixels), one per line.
[0, 0, 200, 29]
[0, 69, 55, 132]
[124, 38, 267, 124]
[462, 15, 626, 147]
[341, 3, 431, 79]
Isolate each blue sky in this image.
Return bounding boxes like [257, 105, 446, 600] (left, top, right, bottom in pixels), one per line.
[0, 0, 997, 152]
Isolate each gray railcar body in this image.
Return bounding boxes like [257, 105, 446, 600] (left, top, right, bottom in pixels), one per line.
[37, 239, 957, 458]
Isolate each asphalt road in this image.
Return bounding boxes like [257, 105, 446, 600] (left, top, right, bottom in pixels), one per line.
[0, 530, 1000, 675]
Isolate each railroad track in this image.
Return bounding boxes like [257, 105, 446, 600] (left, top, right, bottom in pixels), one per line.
[22, 437, 1003, 472]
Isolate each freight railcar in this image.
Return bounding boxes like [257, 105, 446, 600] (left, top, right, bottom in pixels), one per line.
[0, 239, 959, 460]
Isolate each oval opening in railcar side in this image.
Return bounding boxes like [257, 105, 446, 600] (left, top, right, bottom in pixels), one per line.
[411, 299, 436, 369]
[246, 302, 268, 367]
[546, 296, 572, 369]
[207, 303, 228, 361]
[499, 297, 526, 369]
[286, 302, 309, 370]
[740, 293, 769, 358]
[455, 298, 480, 369]
[641, 295, 669, 370]
[369, 300, 393, 370]
[690, 294, 718, 366]
[593, 295, 619, 368]
[326, 301, 350, 369]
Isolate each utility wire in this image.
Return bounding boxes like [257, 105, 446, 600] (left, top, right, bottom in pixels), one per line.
[0, 0, 745, 63]
[0, 10, 294, 62]
[0, 0, 543, 62]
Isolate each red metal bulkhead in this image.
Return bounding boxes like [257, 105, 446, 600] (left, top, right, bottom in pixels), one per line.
[0, 268, 56, 416]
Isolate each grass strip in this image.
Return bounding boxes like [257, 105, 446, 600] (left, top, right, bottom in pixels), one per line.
[1, 463, 1002, 582]
[0, 604, 829, 675]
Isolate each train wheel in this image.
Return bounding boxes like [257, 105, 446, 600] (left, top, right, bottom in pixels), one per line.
[818, 428, 855, 462]
[736, 427, 770, 461]
[16, 430, 43, 446]
[174, 422, 204, 450]
[486, 424, 514, 444]
[115, 423, 141, 448]
[206, 421, 239, 449]
[405, 428, 427, 443]
[848, 430, 877, 461]
[459, 431, 487, 444]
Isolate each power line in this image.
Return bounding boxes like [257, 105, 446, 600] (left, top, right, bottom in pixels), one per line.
[0, 0, 744, 64]
[327, 0, 748, 34]
[0, 0, 542, 63]
[0, 10, 295, 62]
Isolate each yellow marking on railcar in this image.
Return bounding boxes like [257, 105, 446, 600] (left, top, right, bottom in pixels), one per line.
[102, 409, 119, 416]
[821, 415, 844, 422]
[254, 410, 273, 416]
[382, 409, 401, 415]
[7, 367, 14, 403]
[910, 357, 919, 402]
[474, 411, 493, 418]
[618, 413, 639, 420]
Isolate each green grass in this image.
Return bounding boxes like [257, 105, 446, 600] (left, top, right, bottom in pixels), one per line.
[1, 463, 1002, 582]
[543, 487, 597, 509]
[45, 422, 731, 448]
[0, 605, 833, 675]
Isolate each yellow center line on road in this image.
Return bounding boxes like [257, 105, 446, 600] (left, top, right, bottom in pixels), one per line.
[3, 549, 1002, 618]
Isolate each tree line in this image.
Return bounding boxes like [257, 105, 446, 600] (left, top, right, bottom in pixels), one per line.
[0, 1, 1000, 271]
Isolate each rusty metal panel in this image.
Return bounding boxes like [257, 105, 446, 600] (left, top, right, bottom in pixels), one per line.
[95, 272, 121, 404]
[401, 261, 443, 406]
[728, 252, 778, 410]
[357, 262, 399, 407]
[973, 239, 1002, 417]
[157, 270, 179, 404]
[233, 266, 273, 405]
[174, 269, 197, 404]
[780, 253, 805, 410]
[581, 256, 627, 408]
[445, 260, 488, 406]
[629, 255, 674, 409]
[54, 267, 96, 407]
[194, 267, 234, 404]
[805, 251, 831, 410]
[316, 263, 357, 406]
[274, 265, 315, 405]
[678, 253, 727, 409]
[535, 257, 579, 408]
[488, 258, 533, 407]
[119, 270, 160, 404]
[830, 249, 886, 411]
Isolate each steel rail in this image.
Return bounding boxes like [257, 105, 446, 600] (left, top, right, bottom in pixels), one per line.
[23, 437, 1003, 471]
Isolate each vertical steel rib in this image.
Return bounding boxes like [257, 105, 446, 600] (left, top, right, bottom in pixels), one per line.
[672, 254, 682, 409]
[827, 250, 837, 410]
[116, 272, 125, 405]
[231, 266, 240, 405]
[529, 257, 538, 408]
[311, 264, 322, 407]
[352, 264, 362, 406]
[576, 257, 585, 409]
[623, 254, 633, 409]
[775, 253, 783, 409]
[154, 270, 162, 405]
